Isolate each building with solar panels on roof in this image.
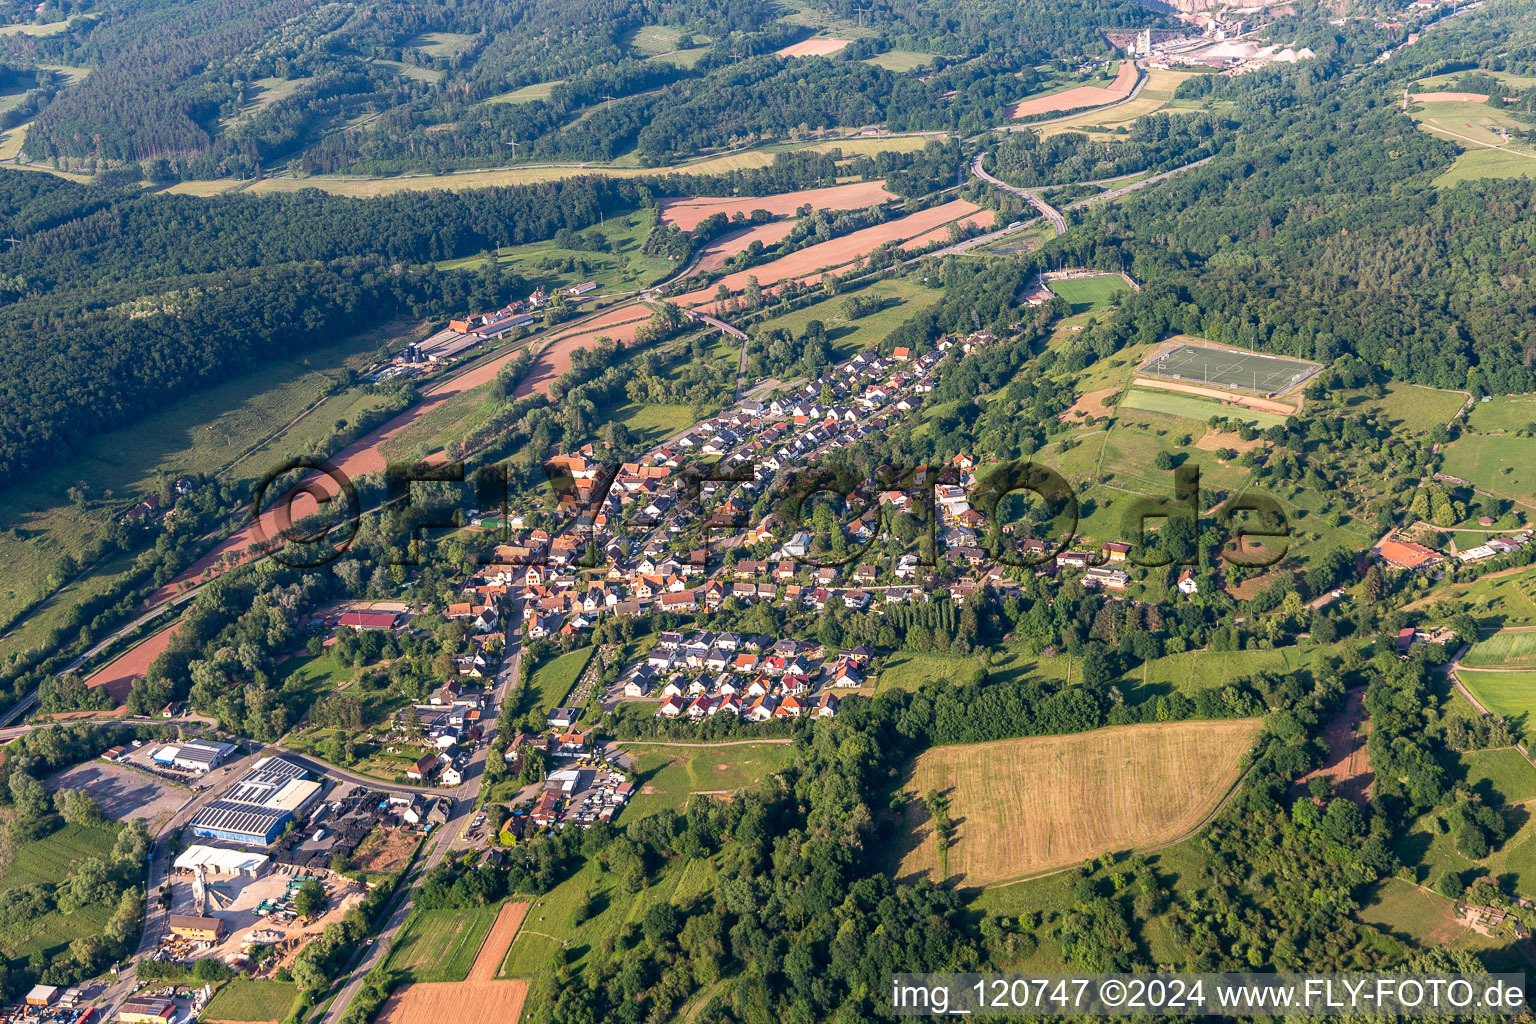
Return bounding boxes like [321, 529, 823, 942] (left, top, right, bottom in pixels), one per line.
[191, 755, 323, 845]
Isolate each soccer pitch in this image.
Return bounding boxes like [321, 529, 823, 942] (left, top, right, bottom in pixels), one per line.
[1143, 344, 1318, 395]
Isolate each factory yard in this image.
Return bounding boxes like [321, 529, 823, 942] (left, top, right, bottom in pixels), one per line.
[45, 760, 187, 830]
[150, 860, 365, 975]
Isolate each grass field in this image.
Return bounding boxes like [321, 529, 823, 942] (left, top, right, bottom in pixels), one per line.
[1440, 433, 1536, 502]
[0, 822, 118, 889]
[862, 50, 932, 71]
[1457, 669, 1536, 746]
[1356, 879, 1517, 965]
[1045, 274, 1130, 313]
[437, 208, 674, 293]
[623, 741, 796, 818]
[245, 151, 783, 196]
[386, 907, 499, 983]
[894, 719, 1262, 885]
[0, 16, 75, 35]
[804, 135, 936, 157]
[0, 821, 120, 964]
[1467, 393, 1536, 434]
[1328, 383, 1466, 435]
[1117, 388, 1289, 429]
[1143, 343, 1317, 395]
[1392, 747, 1536, 902]
[1411, 98, 1535, 152]
[482, 81, 560, 105]
[1407, 571, 1536, 628]
[1434, 147, 1536, 186]
[522, 647, 593, 719]
[1460, 630, 1536, 670]
[409, 32, 479, 58]
[204, 981, 299, 1022]
[877, 644, 1323, 701]
[1417, 70, 1536, 91]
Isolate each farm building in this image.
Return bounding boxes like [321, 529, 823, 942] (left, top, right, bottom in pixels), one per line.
[190, 755, 321, 845]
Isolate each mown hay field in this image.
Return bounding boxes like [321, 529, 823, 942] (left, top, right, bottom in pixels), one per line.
[896, 719, 1262, 885]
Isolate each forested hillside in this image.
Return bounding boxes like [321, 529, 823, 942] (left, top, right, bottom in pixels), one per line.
[0, 0, 1164, 178]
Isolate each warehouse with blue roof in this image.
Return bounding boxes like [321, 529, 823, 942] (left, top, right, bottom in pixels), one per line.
[191, 755, 323, 845]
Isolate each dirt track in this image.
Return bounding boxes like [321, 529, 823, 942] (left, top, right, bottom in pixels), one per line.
[659, 181, 895, 230]
[1009, 62, 1137, 119]
[377, 902, 530, 1024]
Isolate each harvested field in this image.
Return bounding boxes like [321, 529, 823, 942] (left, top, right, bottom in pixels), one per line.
[378, 902, 529, 1024]
[513, 305, 652, 398]
[776, 37, 849, 57]
[1299, 689, 1372, 803]
[679, 198, 983, 304]
[657, 180, 895, 230]
[83, 623, 178, 702]
[895, 719, 1261, 885]
[693, 220, 798, 273]
[1008, 62, 1136, 119]
[898, 211, 995, 252]
[1412, 91, 1490, 103]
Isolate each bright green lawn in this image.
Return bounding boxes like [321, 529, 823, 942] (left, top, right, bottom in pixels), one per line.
[1467, 393, 1536, 435]
[1046, 274, 1131, 314]
[409, 32, 479, 58]
[482, 81, 561, 105]
[1456, 669, 1536, 745]
[1327, 383, 1467, 436]
[0, 821, 121, 964]
[862, 50, 932, 71]
[501, 856, 718, 1005]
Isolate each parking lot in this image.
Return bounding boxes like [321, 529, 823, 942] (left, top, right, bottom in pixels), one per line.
[46, 760, 188, 830]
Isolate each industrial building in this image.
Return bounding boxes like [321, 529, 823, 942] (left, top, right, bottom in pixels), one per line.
[117, 999, 176, 1024]
[167, 914, 225, 941]
[150, 740, 237, 774]
[172, 845, 269, 878]
[190, 756, 322, 846]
